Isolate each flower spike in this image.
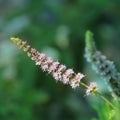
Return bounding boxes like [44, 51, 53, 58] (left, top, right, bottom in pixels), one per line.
[11, 37, 85, 88]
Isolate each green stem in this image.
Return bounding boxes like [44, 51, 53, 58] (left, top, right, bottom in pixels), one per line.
[96, 92, 115, 108]
[80, 81, 115, 109]
[80, 81, 88, 88]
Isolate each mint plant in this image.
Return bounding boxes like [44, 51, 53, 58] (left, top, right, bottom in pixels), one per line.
[85, 30, 120, 97]
[11, 32, 120, 120]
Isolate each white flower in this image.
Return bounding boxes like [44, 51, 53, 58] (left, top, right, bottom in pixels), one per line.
[86, 82, 98, 95]
[69, 73, 84, 88]
[48, 61, 60, 73]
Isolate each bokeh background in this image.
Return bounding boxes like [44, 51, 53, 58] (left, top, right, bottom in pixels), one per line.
[0, 0, 120, 120]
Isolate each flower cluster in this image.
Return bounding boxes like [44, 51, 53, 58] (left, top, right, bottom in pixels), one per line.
[86, 82, 98, 95]
[11, 37, 85, 88]
[85, 31, 120, 97]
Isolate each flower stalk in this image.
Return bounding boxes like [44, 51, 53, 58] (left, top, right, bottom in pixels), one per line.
[10, 37, 115, 108]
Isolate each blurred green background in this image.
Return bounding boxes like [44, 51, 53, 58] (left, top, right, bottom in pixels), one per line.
[0, 0, 120, 120]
